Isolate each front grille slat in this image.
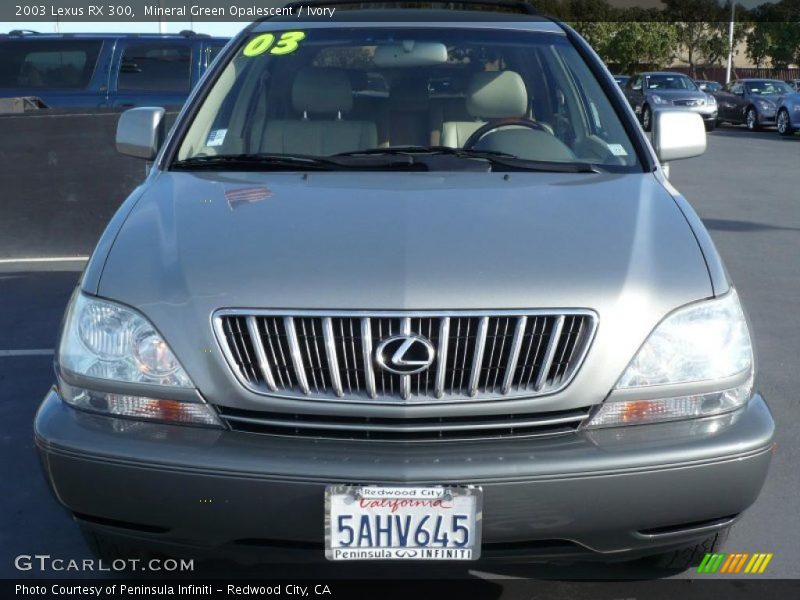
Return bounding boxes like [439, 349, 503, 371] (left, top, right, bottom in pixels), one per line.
[468, 316, 489, 397]
[284, 317, 310, 394]
[361, 318, 377, 399]
[246, 316, 277, 392]
[535, 315, 565, 392]
[502, 316, 527, 394]
[216, 310, 595, 404]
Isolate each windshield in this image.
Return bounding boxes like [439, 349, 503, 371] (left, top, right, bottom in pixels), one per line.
[747, 80, 792, 95]
[175, 27, 639, 171]
[645, 74, 697, 91]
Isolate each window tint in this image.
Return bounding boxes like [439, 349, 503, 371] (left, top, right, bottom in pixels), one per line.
[0, 40, 102, 89]
[118, 43, 191, 92]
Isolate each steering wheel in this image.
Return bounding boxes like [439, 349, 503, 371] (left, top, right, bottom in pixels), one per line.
[463, 118, 550, 150]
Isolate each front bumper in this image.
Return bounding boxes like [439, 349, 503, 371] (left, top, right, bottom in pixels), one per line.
[35, 389, 774, 563]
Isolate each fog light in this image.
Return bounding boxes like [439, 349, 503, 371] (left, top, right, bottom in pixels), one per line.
[587, 378, 752, 428]
[60, 383, 222, 427]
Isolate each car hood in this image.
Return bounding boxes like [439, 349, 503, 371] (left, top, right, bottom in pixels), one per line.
[646, 89, 707, 100]
[96, 170, 714, 412]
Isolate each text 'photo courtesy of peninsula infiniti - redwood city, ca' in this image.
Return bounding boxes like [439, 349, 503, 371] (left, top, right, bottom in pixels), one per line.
[34, 2, 774, 569]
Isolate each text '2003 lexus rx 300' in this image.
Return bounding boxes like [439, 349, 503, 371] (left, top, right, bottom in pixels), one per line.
[35, 4, 774, 569]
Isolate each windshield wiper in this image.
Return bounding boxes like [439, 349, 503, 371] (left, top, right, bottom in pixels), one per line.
[334, 146, 602, 173]
[172, 152, 420, 171]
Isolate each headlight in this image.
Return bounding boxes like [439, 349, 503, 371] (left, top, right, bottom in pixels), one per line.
[650, 94, 668, 105]
[756, 99, 774, 111]
[617, 290, 751, 388]
[587, 290, 753, 429]
[59, 292, 192, 387]
[707, 94, 716, 105]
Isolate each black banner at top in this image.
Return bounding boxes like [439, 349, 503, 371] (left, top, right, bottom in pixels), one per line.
[0, 1, 799, 23]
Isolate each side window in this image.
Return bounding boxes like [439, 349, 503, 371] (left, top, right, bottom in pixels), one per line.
[118, 43, 191, 93]
[731, 82, 743, 95]
[0, 40, 102, 89]
[630, 76, 642, 91]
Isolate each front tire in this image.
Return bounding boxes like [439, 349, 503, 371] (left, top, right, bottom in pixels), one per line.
[705, 121, 716, 132]
[746, 107, 760, 131]
[776, 108, 792, 136]
[641, 105, 652, 132]
[651, 527, 730, 571]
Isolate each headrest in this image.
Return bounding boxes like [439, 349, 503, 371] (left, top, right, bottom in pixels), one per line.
[292, 68, 353, 115]
[389, 77, 430, 111]
[466, 71, 528, 119]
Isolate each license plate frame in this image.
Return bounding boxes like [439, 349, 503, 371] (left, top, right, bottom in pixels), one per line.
[324, 484, 483, 561]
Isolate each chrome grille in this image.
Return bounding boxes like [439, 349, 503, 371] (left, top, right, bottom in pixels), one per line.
[215, 310, 597, 404]
[217, 405, 592, 442]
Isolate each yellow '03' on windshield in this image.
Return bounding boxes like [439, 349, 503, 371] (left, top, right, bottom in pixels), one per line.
[243, 32, 306, 57]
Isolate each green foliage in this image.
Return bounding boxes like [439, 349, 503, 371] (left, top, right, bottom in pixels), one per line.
[602, 21, 679, 73]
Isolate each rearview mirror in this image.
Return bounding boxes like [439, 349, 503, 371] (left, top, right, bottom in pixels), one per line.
[116, 107, 165, 160]
[651, 109, 706, 163]
[373, 41, 448, 67]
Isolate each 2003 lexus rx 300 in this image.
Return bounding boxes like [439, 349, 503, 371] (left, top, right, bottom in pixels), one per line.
[35, 5, 774, 569]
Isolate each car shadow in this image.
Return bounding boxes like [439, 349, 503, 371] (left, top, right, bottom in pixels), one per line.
[711, 125, 798, 141]
[702, 218, 800, 233]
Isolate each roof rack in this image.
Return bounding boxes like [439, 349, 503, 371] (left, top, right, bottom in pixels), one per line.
[281, 0, 538, 16]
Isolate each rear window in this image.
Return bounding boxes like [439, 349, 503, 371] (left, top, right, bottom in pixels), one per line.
[0, 40, 102, 89]
[118, 43, 191, 93]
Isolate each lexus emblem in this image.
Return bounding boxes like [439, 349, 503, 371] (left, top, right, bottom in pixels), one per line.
[375, 334, 435, 375]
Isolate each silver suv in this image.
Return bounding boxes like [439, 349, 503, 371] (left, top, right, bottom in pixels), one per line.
[35, 5, 773, 569]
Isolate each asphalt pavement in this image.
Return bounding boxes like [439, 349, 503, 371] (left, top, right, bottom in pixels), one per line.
[0, 125, 798, 585]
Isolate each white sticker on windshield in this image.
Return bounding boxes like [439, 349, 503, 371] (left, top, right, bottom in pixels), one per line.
[608, 144, 628, 157]
[206, 129, 227, 147]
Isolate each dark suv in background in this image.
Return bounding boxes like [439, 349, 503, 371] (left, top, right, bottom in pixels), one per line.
[0, 31, 228, 109]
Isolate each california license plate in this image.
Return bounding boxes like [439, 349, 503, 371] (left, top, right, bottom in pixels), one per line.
[325, 485, 482, 561]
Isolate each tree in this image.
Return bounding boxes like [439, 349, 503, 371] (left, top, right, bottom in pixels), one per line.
[746, 1, 800, 68]
[663, 0, 732, 76]
[603, 18, 678, 73]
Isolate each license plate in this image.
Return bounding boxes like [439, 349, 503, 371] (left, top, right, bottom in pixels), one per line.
[325, 485, 482, 561]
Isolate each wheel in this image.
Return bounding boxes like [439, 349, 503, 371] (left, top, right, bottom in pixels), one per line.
[80, 526, 159, 565]
[641, 105, 652, 132]
[776, 108, 792, 136]
[650, 527, 730, 571]
[746, 107, 760, 131]
[704, 121, 715, 132]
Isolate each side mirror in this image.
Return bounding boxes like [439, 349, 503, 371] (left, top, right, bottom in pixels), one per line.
[116, 107, 165, 160]
[652, 109, 706, 164]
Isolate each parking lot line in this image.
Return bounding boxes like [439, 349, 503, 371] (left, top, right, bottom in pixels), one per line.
[0, 349, 55, 357]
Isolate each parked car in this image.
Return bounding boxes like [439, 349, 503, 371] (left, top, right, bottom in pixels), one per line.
[624, 71, 718, 131]
[775, 92, 800, 136]
[35, 2, 773, 570]
[613, 74, 629, 87]
[0, 30, 228, 109]
[694, 79, 722, 93]
[713, 79, 794, 131]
